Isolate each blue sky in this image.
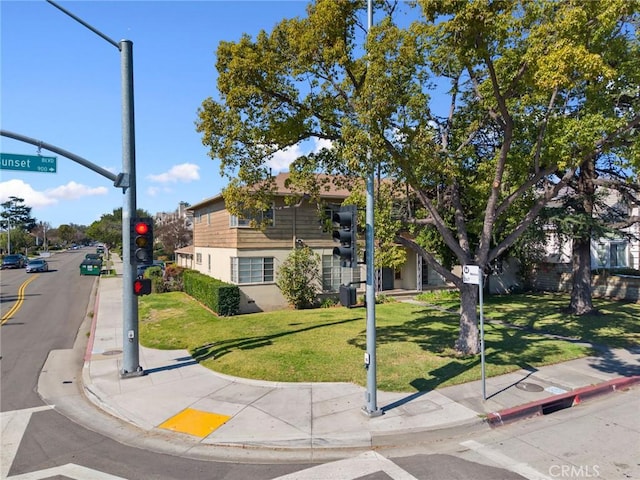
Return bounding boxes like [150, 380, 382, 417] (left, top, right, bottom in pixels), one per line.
[1, 0, 315, 228]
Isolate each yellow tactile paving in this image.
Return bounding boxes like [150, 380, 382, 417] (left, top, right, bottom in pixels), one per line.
[158, 408, 231, 438]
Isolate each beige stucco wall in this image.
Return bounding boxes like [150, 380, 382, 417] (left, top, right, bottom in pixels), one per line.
[193, 246, 362, 313]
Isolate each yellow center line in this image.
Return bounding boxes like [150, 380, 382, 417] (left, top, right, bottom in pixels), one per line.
[1, 274, 40, 325]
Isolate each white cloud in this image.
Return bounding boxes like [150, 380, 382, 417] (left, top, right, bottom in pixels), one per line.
[0, 179, 56, 207]
[266, 138, 334, 173]
[267, 144, 305, 172]
[147, 163, 200, 183]
[0, 179, 107, 212]
[313, 137, 333, 152]
[146, 185, 173, 197]
[46, 181, 108, 200]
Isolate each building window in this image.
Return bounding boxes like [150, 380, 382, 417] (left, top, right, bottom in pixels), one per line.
[231, 257, 274, 284]
[322, 255, 360, 292]
[196, 253, 202, 264]
[594, 240, 629, 268]
[230, 206, 274, 228]
[321, 206, 340, 232]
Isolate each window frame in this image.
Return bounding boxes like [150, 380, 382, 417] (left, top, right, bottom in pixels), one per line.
[231, 257, 275, 284]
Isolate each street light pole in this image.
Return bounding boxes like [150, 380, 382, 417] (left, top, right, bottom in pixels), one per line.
[363, 0, 381, 417]
[46, 1, 142, 376]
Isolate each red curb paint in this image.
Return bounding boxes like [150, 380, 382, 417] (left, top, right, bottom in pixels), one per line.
[84, 289, 101, 362]
[487, 376, 640, 427]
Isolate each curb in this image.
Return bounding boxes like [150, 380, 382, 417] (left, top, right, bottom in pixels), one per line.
[486, 376, 640, 427]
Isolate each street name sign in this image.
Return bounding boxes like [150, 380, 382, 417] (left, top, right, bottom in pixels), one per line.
[462, 265, 480, 285]
[0, 152, 57, 173]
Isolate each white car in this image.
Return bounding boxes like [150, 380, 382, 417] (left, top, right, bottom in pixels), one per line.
[26, 259, 49, 273]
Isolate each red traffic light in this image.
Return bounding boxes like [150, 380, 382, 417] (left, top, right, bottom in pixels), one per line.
[130, 217, 154, 265]
[133, 278, 152, 296]
[134, 222, 149, 235]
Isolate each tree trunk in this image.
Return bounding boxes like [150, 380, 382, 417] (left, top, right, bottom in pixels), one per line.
[455, 283, 480, 355]
[567, 160, 597, 315]
[568, 236, 596, 315]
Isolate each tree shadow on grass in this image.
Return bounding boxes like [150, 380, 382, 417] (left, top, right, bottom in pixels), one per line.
[191, 317, 361, 362]
[483, 294, 640, 348]
[369, 308, 575, 392]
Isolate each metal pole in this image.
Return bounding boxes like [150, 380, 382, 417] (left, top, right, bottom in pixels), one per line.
[0, 130, 118, 183]
[120, 39, 142, 377]
[363, 0, 381, 417]
[479, 274, 486, 400]
[45, 1, 141, 376]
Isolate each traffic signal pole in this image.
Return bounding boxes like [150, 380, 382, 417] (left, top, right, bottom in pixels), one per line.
[363, 0, 381, 417]
[119, 39, 143, 377]
[46, 1, 142, 377]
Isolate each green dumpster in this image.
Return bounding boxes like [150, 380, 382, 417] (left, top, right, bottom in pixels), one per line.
[80, 259, 103, 276]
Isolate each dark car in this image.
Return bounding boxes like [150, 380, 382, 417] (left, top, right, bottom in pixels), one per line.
[26, 258, 49, 273]
[137, 261, 165, 279]
[1, 254, 26, 269]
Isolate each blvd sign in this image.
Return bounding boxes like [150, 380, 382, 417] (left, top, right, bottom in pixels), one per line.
[0, 152, 57, 173]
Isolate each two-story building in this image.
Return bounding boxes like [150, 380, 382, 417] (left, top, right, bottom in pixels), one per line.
[186, 173, 446, 313]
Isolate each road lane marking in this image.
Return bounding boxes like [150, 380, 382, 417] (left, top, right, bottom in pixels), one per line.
[274, 451, 419, 480]
[460, 440, 553, 480]
[1, 274, 39, 325]
[7, 463, 127, 480]
[1, 406, 53, 478]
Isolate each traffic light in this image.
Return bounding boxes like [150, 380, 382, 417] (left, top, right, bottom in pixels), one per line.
[339, 284, 356, 308]
[130, 217, 154, 265]
[133, 278, 152, 296]
[332, 205, 357, 268]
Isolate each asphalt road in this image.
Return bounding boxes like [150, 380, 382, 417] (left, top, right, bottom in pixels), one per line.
[3, 249, 636, 479]
[1, 249, 95, 411]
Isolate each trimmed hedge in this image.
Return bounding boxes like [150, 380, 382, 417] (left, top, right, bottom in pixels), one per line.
[182, 269, 240, 316]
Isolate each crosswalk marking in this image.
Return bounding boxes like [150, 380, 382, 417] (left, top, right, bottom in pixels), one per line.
[6, 463, 127, 480]
[460, 440, 552, 480]
[273, 451, 419, 480]
[1, 406, 53, 479]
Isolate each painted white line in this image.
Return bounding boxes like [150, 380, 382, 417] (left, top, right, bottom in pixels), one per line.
[7, 463, 127, 480]
[460, 440, 553, 480]
[274, 450, 419, 480]
[1, 406, 53, 479]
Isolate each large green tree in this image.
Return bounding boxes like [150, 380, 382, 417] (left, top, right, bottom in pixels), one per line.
[0, 196, 37, 233]
[86, 207, 152, 250]
[1, 196, 37, 254]
[197, 0, 639, 354]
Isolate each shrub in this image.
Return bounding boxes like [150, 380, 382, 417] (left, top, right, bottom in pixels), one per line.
[164, 264, 185, 292]
[143, 266, 165, 293]
[183, 269, 240, 316]
[375, 294, 396, 304]
[320, 297, 338, 308]
[276, 246, 321, 309]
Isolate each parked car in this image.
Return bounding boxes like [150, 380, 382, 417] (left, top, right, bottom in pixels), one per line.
[1, 254, 26, 269]
[137, 261, 165, 279]
[26, 258, 49, 273]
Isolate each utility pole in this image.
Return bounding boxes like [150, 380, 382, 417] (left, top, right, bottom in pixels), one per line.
[46, 1, 142, 377]
[363, 0, 382, 417]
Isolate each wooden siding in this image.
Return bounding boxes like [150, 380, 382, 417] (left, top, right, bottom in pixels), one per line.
[192, 196, 339, 250]
[193, 200, 238, 248]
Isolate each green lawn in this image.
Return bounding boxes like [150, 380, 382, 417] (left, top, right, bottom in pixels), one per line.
[138, 292, 639, 393]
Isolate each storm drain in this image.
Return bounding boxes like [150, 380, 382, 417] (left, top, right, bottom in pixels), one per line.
[541, 394, 579, 415]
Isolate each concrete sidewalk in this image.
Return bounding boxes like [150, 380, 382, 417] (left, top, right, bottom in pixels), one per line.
[40, 257, 640, 463]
